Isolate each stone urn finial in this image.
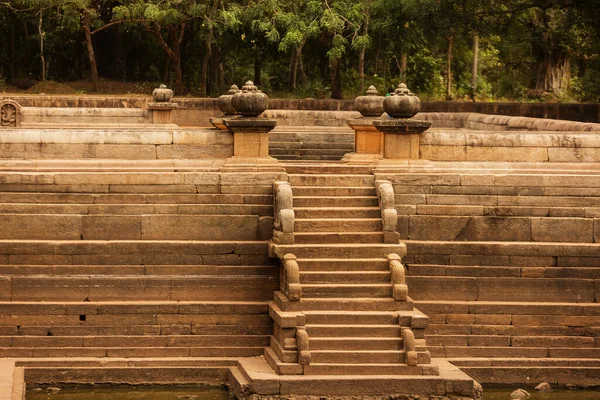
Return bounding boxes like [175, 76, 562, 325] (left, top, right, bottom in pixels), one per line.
[355, 85, 384, 117]
[384, 82, 421, 118]
[152, 84, 173, 102]
[218, 84, 240, 116]
[231, 80, 269, 117]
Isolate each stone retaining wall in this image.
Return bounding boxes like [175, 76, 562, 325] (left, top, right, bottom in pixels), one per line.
[3, 94, 598, 125]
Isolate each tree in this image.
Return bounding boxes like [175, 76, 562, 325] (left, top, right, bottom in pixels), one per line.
[114, 0, 205, 93]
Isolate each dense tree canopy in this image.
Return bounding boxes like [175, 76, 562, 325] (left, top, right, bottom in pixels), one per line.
[1, 0, 599, 101]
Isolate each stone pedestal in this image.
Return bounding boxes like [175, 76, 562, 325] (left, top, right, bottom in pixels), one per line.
[147, 102, 178, 125]
[373, 119, 431, 159]
[342, 118, 384, 163]
[222, 117, 281, 171]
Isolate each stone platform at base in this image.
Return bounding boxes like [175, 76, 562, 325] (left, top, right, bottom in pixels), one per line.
[233, 356, 481, 399]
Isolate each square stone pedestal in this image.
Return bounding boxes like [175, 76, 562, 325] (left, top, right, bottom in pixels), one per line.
[342, 118, 384, 163]
[222, 117, 282, 171]
[147, 102, 178, 124]
[373, 119, 432, 160]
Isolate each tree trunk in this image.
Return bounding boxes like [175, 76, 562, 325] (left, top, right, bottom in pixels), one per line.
[10, 15, 15, 83]
[38, 9, 45, 82]
[83, 18, 99, 92]
[254, 58, 261, 86]
[201, 25, 213, 97]
[112, 26, 123, 79]
[471, 33, 479, 98]
[331, 59, 342, 99]
[211, 43, 221, 95]
[536, 53, 571, 94]
[400, 54, 407, 82]
[446, 34, 453, 100]
[290, 44, 304, 91]
[358, 13, 369, 93]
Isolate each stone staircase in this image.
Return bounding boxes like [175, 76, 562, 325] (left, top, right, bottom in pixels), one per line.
[269, 127, 354, 161]
[265, 167, 437, 376]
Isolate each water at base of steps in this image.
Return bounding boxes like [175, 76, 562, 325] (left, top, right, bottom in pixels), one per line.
[484, 386, 600, 400]
[26, 384, 600, 400]
[26, 384, 231, 400]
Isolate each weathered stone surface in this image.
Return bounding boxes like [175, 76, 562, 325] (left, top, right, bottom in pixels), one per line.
[531, 218, 593, 243]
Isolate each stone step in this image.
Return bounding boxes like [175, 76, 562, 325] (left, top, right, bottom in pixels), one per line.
[301, 284, 392, 298]
[1, 275, 278, 301]
[0, 213, 267, 241]
[295, 219, 382, 233]
[408, 264, 600, 279]
[270, 244, 406, 259]
[302, 363, 426, 376]
[274, 292, 413, 312]
[297, 258, 389, 272]
[294, 232, 384, 244]
[302, 311, 399, 325]
[405, 275, 595, 303]
[0, 346, 264, 358]
[426, 334, 597, 348]
[310, 350, 406, 364]
[2, 324, 272, 336]
[306, 324, 401, 337]
[414, 300, 600, 317]
[293, 187, 376, 197]
[0, 192, 265, 205]
[282, 164, 374, 175]
[270, 149, 351, 157]
[300, 271, 391, 284]
[0, 240, 270, 266]
[0, 264, 275, 276]
[289, 174, 375, 187]
[0, 203, 266, 215]
[0, 334, 269, 348]
[294, 196, 378, 207]
[294, 207, 381, 219]
[269, 142, 353, 150]
[310, 337, 403, 350]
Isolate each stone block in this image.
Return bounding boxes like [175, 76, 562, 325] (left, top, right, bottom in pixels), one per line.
[531, 217, 593, 243]
[141, 215, 259, 240]
[408, 216, 471, 240]
[0, 214, 82, 240]
[474, 314, 511, 325]
[82, 215, 142, 240]
[512, 336, 595, 348]
[477, 277, 594, 302]
[11, 277, 89, 301]
[157, 144, 232, 159]
[89, 277, 171, 301]
[406, 277, 478, 301]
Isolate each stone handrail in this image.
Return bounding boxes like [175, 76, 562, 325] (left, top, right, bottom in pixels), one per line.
[387, 253, 408, 301]
[375, 180, 399, 244]
[296, 327, 311, 365]
[280, 253, 302, 301]
[401, 328, 418, 366]
[272, 181, 294, 244]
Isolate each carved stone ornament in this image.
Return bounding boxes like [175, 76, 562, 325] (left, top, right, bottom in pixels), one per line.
[230, 81, 269, 117]
[217, 84, 240, 116]
[0, 100, 22, 128]
[152, 84, 174, 102]
[383, 83, 421, 118]
[355, 85, 384, 117]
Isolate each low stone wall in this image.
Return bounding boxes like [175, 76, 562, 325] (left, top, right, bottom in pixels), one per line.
[21, 107, 152, 125]
[0, 128, 232, 159]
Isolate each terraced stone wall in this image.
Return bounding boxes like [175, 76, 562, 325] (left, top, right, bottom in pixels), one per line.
[374, 165, 600, 361]
[0, 169, 281, 358]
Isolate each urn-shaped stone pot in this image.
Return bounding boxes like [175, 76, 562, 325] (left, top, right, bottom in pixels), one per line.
[231, 81, 269, 117]
[152, 84, 173, 102]
[383, 83, 420, 118]
[355, 85, 384, 117]
[218, 84, 240, 116]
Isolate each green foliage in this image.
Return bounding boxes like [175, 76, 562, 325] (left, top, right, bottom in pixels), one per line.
[1, 0, 600, 100]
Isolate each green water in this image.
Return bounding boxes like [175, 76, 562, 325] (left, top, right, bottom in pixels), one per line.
[484, 387, 600, 400]
[27, 385, 600, 399]
[26, 384, 232, 400]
